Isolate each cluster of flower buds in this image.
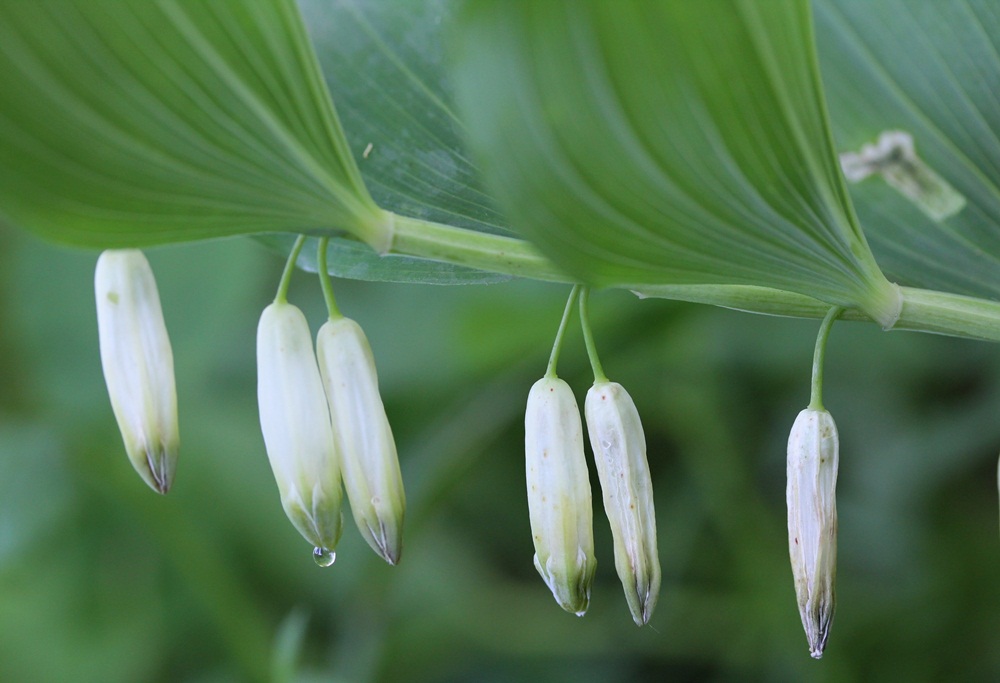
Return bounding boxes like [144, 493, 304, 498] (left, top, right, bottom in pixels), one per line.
[786, 407, 839, 659]
[94, 243, 405, 567]
[525, 376, 660, 624]
[526, 287, 661, 624]
[95, 250, 179, 494]
[257, 301, 405, 566]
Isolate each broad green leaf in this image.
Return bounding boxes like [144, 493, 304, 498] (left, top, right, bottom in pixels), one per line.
[260, 0, 511, 284]
[298, 0, 508, 237]
[0, 0, 388, 250]
[450, 0, 903, 326]
[815, 0, 1000, 300]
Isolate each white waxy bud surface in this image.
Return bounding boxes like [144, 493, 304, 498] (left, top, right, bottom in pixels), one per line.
[585, 381, 660, 625]
[95, 250, 178, 494]
[786, 408, 839, 659]
[317, 317, 405, 565]
[525, 377, 596, 615]
[257, 302, 343, 552]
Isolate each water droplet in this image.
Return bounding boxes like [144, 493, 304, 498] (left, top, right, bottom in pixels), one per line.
[601, 440, 612, 450]
[313, 546, 336, 567]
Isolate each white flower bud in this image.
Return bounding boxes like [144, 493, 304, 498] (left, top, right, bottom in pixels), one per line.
[257, 302, 343, 555]
[316, 317, 405, 565]
[525, 377, 596, 615]
[786, 408, 839, 659]
[95, 249, 178, 494]
[585, 381, 660, 625]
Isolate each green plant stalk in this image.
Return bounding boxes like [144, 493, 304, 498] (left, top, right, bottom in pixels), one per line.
[809, 307, 843, 412]
[578, 288, 608, 384]
[633, 284, 1000, 343]
[275, 234, 308, 303]
[316, 237, 343, 319]
[389, 212, 571, 283]
[356, 212, 1000, 343]
[545, 285, 581, 379]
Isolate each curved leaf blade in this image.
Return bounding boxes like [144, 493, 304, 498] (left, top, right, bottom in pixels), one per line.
[0, 0, 387, 249]
[451, 0, 902, 324]
[299, 0, 509, 237]
[263, 0, 514, 284]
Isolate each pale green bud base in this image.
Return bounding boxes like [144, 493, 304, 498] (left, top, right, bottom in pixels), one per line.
[283, 487, 344, 555]
[137, 439, 179, 495]
[533, 550, 595, 617]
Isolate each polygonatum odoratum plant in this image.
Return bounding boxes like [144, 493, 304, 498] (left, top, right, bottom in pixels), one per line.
[2, 0, 1000, 661]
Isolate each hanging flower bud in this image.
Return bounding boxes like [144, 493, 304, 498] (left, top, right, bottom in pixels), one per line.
[525, 377, 597, 615]
[585, 381, 660, 626]
[786, 408, 839, 659]
[95, 249, 178, 494]
[316, 317, 405, 565]
[257, 302, 343, 557]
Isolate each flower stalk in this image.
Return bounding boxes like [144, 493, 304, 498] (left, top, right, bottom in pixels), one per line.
[525, 287, 597, 614]
[787, 307, 843, 658]
[257, 238, 344, 557]
[580, 288, 660, 625]
[316, 238, 405, 564]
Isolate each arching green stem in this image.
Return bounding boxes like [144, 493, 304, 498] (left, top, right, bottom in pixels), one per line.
[316, 237, 342, 319]
[579, 287, 608, 384]
[313, 213, 1000, 344]
[274, 235, 307, 303]
[809, 306, 844, 411]
[546, 285, 581, 379]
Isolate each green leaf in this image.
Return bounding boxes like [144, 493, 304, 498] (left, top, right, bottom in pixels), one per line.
[253, 0, 513, 284]
[298, 0, 509, 237]
[450, 0, 903, 326]
[815, 0, 1000, 300]
[0, 0, 388, 250]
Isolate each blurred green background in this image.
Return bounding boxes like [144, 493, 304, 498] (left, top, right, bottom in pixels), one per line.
[1, 225, 999, 682]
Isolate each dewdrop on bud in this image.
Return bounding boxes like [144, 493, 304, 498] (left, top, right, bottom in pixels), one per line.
[525, 377, 597, 615]
[787, 408, 839, 659]
[316, 317, 405, 565]
[95, 249, 178, 494]
[257, 302, 343, 556]
[585, 381, 660, 626]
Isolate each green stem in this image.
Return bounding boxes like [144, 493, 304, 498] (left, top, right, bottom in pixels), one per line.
[389, 212, 572, 283]
[546, 285, 581, 379]
[347, 211, 1000, 343]
[275, 235, 307, 304]
[316, 237, 342, 319]
[579, 287, 608, 384]
[809, 307, 843, 411]
[633, 283, 1000, 343]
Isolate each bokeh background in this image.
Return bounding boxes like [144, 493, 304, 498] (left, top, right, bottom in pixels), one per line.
[1, 226, 999, 682]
